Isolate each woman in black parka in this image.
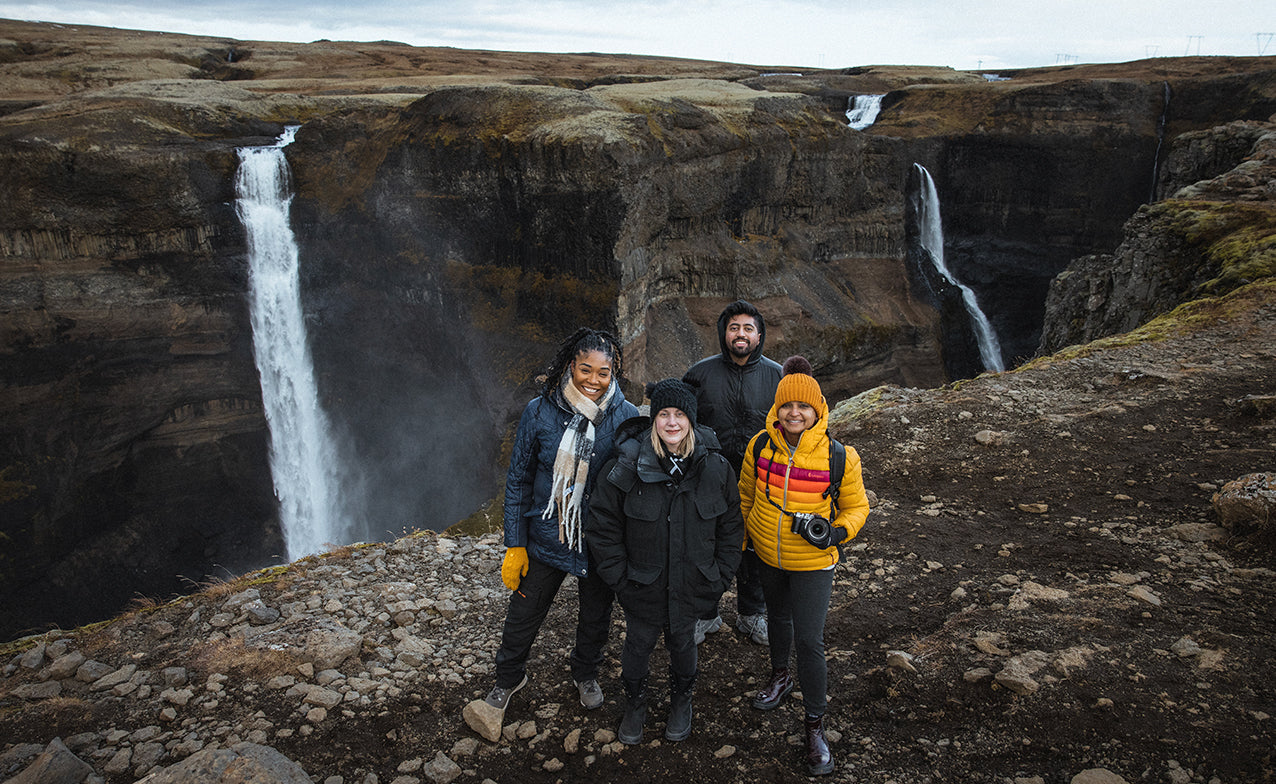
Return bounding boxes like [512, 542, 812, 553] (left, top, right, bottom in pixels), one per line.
[587, 379, 744, 744]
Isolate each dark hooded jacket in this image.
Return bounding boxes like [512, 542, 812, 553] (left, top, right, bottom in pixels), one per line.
[503, 382, 639, 577]
[682, 307, 783, 473]
[586, 417, 744, 625]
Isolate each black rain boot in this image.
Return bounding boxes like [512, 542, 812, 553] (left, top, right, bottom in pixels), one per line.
[618, 677, 648, 745]
[804, 712, 834, 776]
[664, 674, 695, 742]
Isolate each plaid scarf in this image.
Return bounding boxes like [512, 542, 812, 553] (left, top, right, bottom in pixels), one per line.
[543, 373, 615, 551]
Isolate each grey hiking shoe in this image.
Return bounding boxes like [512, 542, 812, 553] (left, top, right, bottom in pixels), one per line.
[575, 678, 604, 710]
[736, 613, 769, 645]
[483, 674, 528, 710]
[693, 615, 723, 645]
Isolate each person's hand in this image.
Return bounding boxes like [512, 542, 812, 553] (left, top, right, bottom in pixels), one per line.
[502, 547, 530, 591]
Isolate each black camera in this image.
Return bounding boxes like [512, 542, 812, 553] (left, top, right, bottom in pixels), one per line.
[791, 512, 834, 549]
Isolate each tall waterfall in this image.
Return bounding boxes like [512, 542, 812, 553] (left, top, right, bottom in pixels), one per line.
[236, 127, 351, 560]
[911, 163, 1005, 373]
[1149, 81, 1172, 203]
[846, 94, 885, 130]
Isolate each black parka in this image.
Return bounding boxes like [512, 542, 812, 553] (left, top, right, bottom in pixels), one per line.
[682, 309, 782, 472]
[586, 418, 744, 626]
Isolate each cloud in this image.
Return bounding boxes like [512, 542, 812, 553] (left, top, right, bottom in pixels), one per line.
[0, 0, 1271, 68]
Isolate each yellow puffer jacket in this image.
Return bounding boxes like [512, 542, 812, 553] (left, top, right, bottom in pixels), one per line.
[738, 397, 870, 571]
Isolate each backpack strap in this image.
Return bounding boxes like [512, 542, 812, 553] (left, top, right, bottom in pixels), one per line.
[821, 439, 845, 516]
[755, 434, 846, 517]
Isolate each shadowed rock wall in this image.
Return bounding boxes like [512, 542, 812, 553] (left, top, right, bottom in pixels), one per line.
[0, 105, 285, 639]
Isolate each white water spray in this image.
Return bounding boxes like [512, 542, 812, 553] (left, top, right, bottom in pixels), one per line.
[236, 127, 350, 560]
[911, 163, 1005, 373]
[846, 94, 885, 130]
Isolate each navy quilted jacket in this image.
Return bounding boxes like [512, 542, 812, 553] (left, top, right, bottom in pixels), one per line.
[502, 385, 639, 576]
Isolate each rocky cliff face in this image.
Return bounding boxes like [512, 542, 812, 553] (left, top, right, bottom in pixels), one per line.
[1, 18, 1273, 639]
[1039, 121, 1276, 353]
[0, 84, 300, 639]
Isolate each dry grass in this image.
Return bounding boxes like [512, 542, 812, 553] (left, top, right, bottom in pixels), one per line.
[186, 636, 305, 682]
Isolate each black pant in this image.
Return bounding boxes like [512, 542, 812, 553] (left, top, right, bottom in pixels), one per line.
[756, 561, 834, 715]
[620, 605, 698, 686]
[704, 547, 766, 619]
[494, 555, 614, 688]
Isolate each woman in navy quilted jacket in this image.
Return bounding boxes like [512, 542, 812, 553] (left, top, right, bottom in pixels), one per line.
[464, 327, 638, 739]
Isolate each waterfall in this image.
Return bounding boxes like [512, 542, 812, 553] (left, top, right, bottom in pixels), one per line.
[911, 163, 1005, 373]
[846, 94, 885, 130]
[236, 127, 351, 560]
[1149, 81, 1171, 202]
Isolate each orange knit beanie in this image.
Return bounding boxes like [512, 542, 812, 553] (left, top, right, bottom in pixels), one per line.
[774, 355, 824, 410]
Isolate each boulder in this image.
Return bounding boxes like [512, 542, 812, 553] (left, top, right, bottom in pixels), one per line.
[134, 742, 310, 784]
[1213, 473, 1276, 531]
[244, 618, 363, 671]
[3, 738, 94, 784]
[462, 698, 505, 743]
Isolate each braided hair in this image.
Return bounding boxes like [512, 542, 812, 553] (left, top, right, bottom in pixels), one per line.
[539, 327, 624, 400]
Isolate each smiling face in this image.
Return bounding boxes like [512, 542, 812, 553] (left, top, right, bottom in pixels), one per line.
[654, 407, 690, 450]
[724, 314, 760, 365]
[569, 349, 613, 403]
[777, 400, 818, 445]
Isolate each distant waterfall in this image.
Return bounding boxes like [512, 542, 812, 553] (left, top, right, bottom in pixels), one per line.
[911, 163, 1005, 373]
[236, 127, 350, 560]
[846, 94, 885, 129]
[1149, 81, 1172, 202]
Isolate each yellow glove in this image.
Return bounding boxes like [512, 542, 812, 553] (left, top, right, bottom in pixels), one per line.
[502, 547, 530, 591]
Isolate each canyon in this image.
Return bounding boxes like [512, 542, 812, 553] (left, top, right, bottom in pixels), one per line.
[1, 18, 1274, 640]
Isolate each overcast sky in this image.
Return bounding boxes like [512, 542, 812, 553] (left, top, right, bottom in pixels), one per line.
[2, 0, 1273, 70]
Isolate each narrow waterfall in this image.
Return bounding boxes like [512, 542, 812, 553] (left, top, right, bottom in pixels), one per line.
[236, 127, 351, 560]
[846, 94, 885, 130]
[911, 163, 1005, 373]
[1149, 81, 1172, 202]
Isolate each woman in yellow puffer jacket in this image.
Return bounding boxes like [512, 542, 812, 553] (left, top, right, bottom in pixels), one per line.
[738, 355, 870, 777]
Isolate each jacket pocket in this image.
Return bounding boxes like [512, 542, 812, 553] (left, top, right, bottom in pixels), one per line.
[696, 561, 722, 585]
[694, 560, 725, 617]
[694, 493, 728, 521]
[626, 562, 663, 586]
[623, 486, 664, 522]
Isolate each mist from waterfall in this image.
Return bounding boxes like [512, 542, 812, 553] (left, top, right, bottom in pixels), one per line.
[236, 127, 352, 560]
[846, 94, 885, 130]
[911, 163, 1005, 373]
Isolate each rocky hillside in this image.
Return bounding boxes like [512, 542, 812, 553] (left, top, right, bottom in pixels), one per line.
[1, 267, 1273, 783]
[2, 18, 1274, 648]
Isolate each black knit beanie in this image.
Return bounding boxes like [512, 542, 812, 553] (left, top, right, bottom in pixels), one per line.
[649, 378, 697, 427]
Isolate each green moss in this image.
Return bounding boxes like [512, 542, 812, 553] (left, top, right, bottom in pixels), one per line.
[1025, 277, 1276, 365]
[831, 385, 894, 422]
[444, 492, 504, 537]
[1154, 199, 1276, 296]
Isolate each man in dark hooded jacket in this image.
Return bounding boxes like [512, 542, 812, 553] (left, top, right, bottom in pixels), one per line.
[682, 300, 782, 645]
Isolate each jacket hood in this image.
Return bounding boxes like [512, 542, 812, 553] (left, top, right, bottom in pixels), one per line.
[763, 389, 831, 460]
[614, 417, 723, 483]
[717, 304, 768, 366]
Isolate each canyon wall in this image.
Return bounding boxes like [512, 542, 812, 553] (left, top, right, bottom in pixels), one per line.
[2, 19, 1273, 638]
